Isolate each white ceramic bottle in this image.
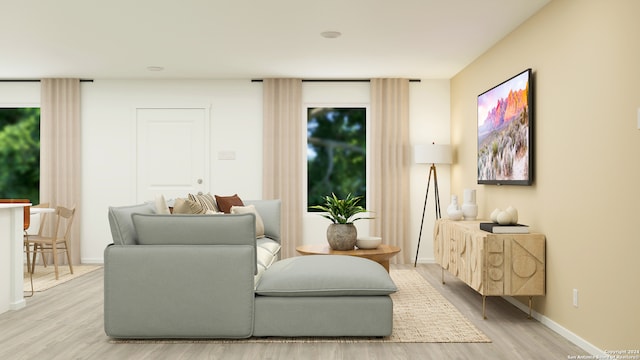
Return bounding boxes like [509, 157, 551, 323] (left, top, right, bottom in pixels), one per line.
[461, 189, 478, 220]
[447, 195, 463, 220]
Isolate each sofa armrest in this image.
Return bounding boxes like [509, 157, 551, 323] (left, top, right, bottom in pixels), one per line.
[104, 244, 256, 339]
[108, 202, 157, 245]
[244, 199, 281, 243]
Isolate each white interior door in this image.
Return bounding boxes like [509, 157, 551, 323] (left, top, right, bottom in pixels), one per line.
[136, 107, 209, 203]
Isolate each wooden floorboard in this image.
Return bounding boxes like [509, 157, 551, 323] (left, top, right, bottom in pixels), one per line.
[0, 264, 588, 360]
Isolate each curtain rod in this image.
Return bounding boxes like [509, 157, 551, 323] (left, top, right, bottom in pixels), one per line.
[3, 79, 420, 84]
[3, 78, 421, 84]
[0, 79, 94, 83]
[251, 79, 421, 83]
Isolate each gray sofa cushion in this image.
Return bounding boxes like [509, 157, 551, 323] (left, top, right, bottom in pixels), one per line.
[108, 203, 156, 245]
[255, 255, 397, 297]
[132, 213, 258, 275]
[132, 213, 256, 246]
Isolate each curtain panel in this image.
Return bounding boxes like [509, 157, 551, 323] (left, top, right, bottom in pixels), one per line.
[370, 78, 411, 263]
[262, 78, 303, 259]
[40, 78, 81, 264]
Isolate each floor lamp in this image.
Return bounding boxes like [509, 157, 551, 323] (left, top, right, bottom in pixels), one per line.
[414, 143, 452, 267]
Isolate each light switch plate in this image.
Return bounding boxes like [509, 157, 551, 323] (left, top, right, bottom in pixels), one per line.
[218, 150, 236, 160]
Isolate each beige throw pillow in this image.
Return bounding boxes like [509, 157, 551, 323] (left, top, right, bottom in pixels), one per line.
[172, 198, 207, 214]
[188, 192, 219, 213]
[154, 194, 171, 214]
[230, 204, 265, 238]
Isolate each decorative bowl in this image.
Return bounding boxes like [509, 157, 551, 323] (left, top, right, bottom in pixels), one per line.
[356, 236, 382, 249]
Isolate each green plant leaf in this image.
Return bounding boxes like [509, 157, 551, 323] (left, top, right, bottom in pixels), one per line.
[308, 192, 374, 224]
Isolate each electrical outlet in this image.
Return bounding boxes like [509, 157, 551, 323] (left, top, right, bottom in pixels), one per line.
[573, 289, 579, 308]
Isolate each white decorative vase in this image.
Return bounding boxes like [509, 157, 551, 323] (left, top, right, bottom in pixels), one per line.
[497, 211, 513, 225]
[462, 189, 478, 220]
[505, 206, 518, 224]
[490, 208, 501, 223]
[447, 195, 463, 220]
[492, 206, 519, 225]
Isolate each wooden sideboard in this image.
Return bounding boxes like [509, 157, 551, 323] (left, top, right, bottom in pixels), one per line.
[433, 219, 545, 318]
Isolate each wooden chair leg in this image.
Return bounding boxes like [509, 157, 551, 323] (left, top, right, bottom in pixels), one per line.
[25, 242, 32, 274]
[31, 244, 38, 274]
[33, 243, 48, 268]
[41, 246, 48, 268]
[52, 244, 59, 280]
[64, 242, 74, 275]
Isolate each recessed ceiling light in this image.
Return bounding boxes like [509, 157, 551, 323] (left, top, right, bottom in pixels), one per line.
[147, 66, 164, 71]
[320, 31, 342, 39]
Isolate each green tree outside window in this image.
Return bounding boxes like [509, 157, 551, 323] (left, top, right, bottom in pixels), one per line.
[307, 107, 366, 210]
[0, 108, 40, 203]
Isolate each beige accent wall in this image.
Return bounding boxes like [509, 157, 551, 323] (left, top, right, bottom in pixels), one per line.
[450, 0, 640, 350]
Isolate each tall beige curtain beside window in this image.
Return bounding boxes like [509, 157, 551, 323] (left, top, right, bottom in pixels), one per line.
[263, 78, 303, 259]
[370, 78, 411, 263]
[40, 78, 81, 264]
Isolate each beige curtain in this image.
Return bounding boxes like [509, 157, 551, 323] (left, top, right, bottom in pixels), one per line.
[40, 78, 81, 264]
[370, 78, 411, 263]
[263, 78, 303, 259]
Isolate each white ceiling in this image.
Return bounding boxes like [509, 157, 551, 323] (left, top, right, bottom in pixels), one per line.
[1, 0, 550, 80]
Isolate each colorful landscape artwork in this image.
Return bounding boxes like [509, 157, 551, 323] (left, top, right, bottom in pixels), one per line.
[477, 70, 531, 184]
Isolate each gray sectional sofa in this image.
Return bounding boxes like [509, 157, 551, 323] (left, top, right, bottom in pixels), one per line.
[104, 199, 397, 339]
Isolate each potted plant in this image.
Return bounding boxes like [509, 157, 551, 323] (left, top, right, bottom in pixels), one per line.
[309, 193, 373, 250]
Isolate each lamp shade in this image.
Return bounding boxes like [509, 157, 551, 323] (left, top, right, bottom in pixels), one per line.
[414, 144, 452, 164]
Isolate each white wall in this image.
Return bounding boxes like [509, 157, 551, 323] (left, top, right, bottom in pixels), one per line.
[0, 79, 450, 264]
[409, 80, 451, 263]
[0, 82, 40, 106]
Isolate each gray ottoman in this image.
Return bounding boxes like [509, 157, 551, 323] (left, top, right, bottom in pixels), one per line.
[253, 255, 397, 337]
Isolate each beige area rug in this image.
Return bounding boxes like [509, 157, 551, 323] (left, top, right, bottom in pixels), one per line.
[112, 269, 490, 344]
[23, 265, 103, 293]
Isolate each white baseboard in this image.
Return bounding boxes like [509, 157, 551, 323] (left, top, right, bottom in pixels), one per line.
[80, 258, 104, 265]
[502, 296, 606, 357]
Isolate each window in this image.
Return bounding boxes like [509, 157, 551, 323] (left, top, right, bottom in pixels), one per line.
[0, 108, 40, 202]
[307, 107, 367, 210]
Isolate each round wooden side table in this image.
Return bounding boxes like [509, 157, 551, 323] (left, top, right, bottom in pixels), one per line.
[295, 244, 401, 272]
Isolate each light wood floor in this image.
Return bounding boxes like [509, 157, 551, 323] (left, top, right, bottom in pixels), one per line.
[0, 264, 588, 360]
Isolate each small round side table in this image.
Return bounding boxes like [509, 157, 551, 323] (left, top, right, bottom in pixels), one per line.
[295, 244, 401, 272]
